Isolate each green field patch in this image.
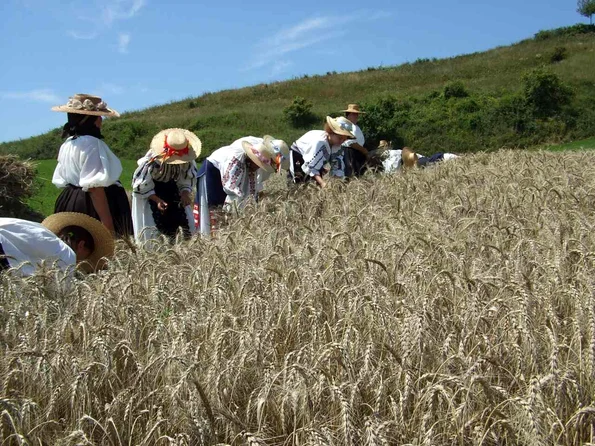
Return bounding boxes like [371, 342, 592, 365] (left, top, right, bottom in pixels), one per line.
[543, 136, 595, 151]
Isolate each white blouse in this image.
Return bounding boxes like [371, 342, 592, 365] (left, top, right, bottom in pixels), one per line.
[208, 136, 268, 205]
[52, 135, 123, 191]
[0, 218, 75, 276]
[132, 151, 198, 197]
[292, 130, 341, 177]
[342, 123, 365, 148]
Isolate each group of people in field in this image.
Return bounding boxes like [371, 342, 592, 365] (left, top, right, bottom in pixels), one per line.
[0, 94, 458, 278]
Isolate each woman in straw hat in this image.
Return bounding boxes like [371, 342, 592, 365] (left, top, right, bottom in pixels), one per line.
[330, 104, 368, 178]
[373, 141, 458, 173]
[194, 135, 289, 235]
[51, 94, 133, 238]
[132, 128, 201, 244]
[0, 212, 114, 277]
[288, 116, 356, 188]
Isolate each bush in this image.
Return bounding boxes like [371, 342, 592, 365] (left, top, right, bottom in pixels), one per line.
[534, 24, 595, 40]
[283, 97, 317, 128]
[549, 46, 567, 63]
[522, 68, 573, 118]
[442, 81, 469, 99]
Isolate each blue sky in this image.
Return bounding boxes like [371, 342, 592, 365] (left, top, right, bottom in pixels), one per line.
[0, 0, 583, 143]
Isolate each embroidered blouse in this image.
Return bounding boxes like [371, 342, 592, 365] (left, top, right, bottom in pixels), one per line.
[52, 135, 123, 191]
[207, 136, 265, 204]
[0, 218, 75, 276]
[132, 151, 198, 197]
[292, 130, 339, 177]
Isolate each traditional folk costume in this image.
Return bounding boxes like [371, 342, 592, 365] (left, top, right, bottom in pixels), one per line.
[194, 136, 289, 236]
[0, 212, 114, 276]
[51, 94, 133, 238]
[132, 128, 201, 244]
[373, 141, 458, 173]
[289, 116, 356, 184]
[330, 105, 368, 178]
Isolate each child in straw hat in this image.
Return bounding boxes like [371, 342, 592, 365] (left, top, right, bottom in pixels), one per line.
[132, 128, 201, 245]
[0, 212, 114, 277]
[194, 135, 289, 236]
[51, 94, 133, 238]
[288, 116, 356, 188]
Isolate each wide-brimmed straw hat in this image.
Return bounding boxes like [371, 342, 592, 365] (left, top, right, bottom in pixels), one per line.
[242, 136, 290, 173]
[42, 212, 115, 273]
[326, 116, 356, 138]
[402, 147, 419, 169]
[377, 140, 393, 152]
[149, 128, 201, 165]
[341, 103, 365, 114]
[52, 94, 120, 117]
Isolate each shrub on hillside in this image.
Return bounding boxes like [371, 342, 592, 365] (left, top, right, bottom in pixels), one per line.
[522, 68, 573, 118]
[549, 46, 568, 63]
[534, 23, 595, 40]
[442, 81, 469, 99]
[283, 97, 317, 128]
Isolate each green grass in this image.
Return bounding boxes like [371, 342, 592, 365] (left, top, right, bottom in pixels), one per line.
[543, 136, 595, 151]
[27, 159, 138, 217]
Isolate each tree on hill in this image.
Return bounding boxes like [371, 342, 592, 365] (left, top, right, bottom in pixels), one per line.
[578, 0, 595, 24]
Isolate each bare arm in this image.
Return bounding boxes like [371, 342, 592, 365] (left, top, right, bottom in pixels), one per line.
[313, 174, 326, 188]
[88, 187, 115, 233]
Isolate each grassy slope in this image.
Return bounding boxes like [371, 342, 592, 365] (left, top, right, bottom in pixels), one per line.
[2, 29, 595, 160]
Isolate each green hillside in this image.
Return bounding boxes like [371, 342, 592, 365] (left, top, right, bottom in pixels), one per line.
[2, 24, 595, 161]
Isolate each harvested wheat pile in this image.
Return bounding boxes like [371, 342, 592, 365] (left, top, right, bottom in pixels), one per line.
[2, 150, 595, 445]
[0, 155, 40, 219]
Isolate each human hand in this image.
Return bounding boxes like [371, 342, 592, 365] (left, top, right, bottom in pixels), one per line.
[180, 190, 192, 207]
[157, 199, 168, 212]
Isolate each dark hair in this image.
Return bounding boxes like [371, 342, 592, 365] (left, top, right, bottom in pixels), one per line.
[61, 113, 103, 139]
[58, 225, 95, 253]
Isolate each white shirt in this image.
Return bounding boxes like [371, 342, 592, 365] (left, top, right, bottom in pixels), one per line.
[207, 136, 269, 206]
[342, 123, 365, 148]
[0, 218, 76, 276]
[132, 151, 198, 197]
[52, 135, 123, 191]
[292, 130, 342, 177]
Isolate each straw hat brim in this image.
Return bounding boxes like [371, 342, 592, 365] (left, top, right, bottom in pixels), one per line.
[401, 148, 419, 168]
[149, 128, 201, 164]
[51, 105, 120, 117]
[41, 212, 115, 274]
[341, 108, 366, 114]
[326, 116, 356, 138]
[242, 141, 275, 173]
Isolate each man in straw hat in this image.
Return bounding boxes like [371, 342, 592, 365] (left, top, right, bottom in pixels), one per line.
[51, 93, 133, 238]
[330, 104, 368, 178]
[132, 128, 201, 245]
[194, 135, 289, 236]
[288, 116, 356, 188]
[0, 212, 114, 277]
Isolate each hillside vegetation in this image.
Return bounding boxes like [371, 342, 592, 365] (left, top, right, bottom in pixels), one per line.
[2, 25, 595, 161]
[2, 150, 595, 444]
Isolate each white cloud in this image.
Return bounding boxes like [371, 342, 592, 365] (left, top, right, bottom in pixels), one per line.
[243, 11, 388, 72]
[1, 89, 61, 103]
[101, 0, 146, 26]
[118, 33, 131, 54]
[68, 30, 98, 40]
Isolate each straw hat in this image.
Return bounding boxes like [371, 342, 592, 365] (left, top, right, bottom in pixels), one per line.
[377, 140, 393, 152]
[42, 212, 115, 274]
[52, 94, 120, 117]
[326, 116, 356, 138]
[242, 136, 290, 173]
[149, 128, 201, 165]
[341, 103, 365, 114]
[401, 147, 419, 169]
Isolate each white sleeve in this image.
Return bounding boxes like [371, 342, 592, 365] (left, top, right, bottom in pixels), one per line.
[79, 140, 123, 191]
[176, 162, 198, 193]
[221, 155, 247, 198]
[302, 140, 328, 177]
[132, 155, 156, 197]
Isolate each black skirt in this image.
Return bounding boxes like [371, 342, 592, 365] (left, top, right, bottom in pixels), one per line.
[54, 183, 134, 238]
[0, 241, 9, 271]
[149, 180, 190, 239]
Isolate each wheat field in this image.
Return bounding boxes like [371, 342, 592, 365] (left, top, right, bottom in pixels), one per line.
[2, 150, 595, 445]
